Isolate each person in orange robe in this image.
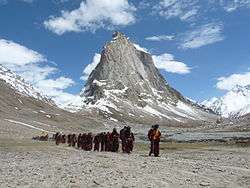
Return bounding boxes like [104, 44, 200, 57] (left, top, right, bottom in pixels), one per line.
[152, 124, 161, 157]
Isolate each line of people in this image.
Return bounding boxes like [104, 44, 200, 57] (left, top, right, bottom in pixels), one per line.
[54, 126, 135, 154]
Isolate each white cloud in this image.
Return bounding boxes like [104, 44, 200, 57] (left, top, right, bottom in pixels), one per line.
[44, 0, 136, 35]
[152, 53, 191, 74]
[180, 23, 224, 49]
[81, 53, 101, 81]
[155, 0, 199, 21]
[0, 38, 78, 108]
[216, 71, 250, 91]
[154, 0, 250, 23]
[218, 0, 250, 12]
[0, 39, 46, 66]
[145, 35, 174, 41]
[36, 77, 74, 91]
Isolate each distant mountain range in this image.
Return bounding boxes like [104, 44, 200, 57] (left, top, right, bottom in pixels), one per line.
[0, 32, 219, 125]
[202, 85, 250, 118]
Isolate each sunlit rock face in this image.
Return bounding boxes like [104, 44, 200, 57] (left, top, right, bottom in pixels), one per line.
[81, 32, 216, 124]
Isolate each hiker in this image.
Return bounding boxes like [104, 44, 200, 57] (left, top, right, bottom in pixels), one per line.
[77, 133, 82, 148]
[148, 125, 154, 156]
[151, 124, 161, 157]
[71, 134, 77, 147]
[100, 132, 106, 151]
[120, 126, 126, 153]
[111, 128, 119, 152]
[86, 133, 93, 151]
[54, 132, 59, 141]
[61, 134, 66, 144]
[93, 134, 100, 151]
[67, 134, 72, 146]
[55, 133, 61, 145]
[81, 133, 87, 150]
[105, 132, 112, 151]
[124, 126, 135, 154]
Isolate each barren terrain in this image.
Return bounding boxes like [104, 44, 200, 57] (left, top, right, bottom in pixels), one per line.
[1, 136, 250, 188]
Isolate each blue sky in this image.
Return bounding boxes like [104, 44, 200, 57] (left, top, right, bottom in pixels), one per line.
[0, 0, 250, 106]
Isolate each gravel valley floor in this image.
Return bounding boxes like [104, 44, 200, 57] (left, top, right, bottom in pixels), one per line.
[0, 139, 250, 188]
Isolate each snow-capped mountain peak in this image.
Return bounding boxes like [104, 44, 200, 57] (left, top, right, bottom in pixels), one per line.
[202, 85, 250, 118]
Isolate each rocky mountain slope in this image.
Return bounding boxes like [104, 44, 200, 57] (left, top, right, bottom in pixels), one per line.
[202, 85, 250, 118]
[0, 65, 52, 104]
[81, 32, 216, 124]
[0, 65, 104, 136]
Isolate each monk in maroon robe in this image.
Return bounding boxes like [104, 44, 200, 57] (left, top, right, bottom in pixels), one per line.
[100, 132, 106, 152]
[81, 133, 87, 150]
[55, 133, 61, 145]
[124, 126, 135, 154]
[86, 133, 93, 151]
[77, 133, 82, 148]
[93, 134, 100, 151]
[71, 134, 77, 147]
[120, 127, 126, 153]
[148, 126, 154, 156]
[61, 135, 66, 144]
[67, 134, 72, 146]
[111, 128, 119, 152]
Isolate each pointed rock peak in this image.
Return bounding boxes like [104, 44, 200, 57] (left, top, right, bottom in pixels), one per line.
[83, 32, 187, 107]
[112, 31, 126, 40]
[109, 31, 130, 46]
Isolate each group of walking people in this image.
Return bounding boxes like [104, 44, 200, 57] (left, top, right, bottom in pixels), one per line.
[54, 126, 135, 154]
[54, 124, 161, 156]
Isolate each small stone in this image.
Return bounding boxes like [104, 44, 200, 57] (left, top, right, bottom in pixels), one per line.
[199, 181, 210, 186]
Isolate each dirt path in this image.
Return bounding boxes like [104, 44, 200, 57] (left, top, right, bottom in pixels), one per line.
[0, 141, 249, 188]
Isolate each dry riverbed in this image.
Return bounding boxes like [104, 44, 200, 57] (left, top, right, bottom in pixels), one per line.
[0, 139, 250, 188]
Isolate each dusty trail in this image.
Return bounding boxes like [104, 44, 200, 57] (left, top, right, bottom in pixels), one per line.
[0, 141, 249, 188]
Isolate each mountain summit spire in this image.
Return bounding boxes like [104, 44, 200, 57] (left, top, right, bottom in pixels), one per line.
[112, 31, 126, 39]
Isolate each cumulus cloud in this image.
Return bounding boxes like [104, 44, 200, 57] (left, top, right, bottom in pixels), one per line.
[0, 38, 77, 107]
[152, 53, 191, 74]
[134, 43, 191, 74]
[36, 77, 75, 91]
[216, 71, 250, 91]
[0, 39, 46, 65]
[145, 35, 174, 41]
[44, 0, 136, 35]
[179, 23, 224, 49]
[81, 53, 101, 81]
